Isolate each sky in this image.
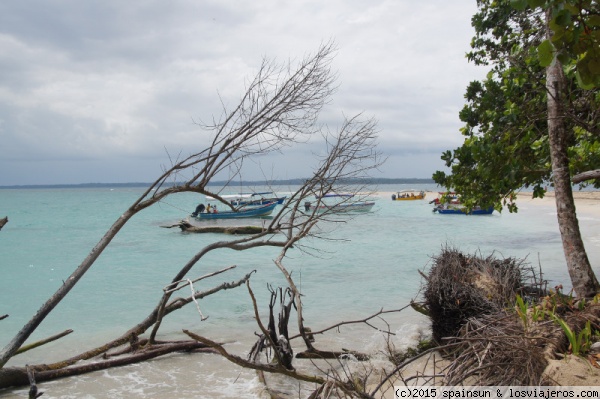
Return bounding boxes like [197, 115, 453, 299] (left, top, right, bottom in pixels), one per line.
[0, 1, 488, 186]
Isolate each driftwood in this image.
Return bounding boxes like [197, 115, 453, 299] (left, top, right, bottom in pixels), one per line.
[0, 270, 254, 389]
[295, 349, 369, 361]
[247, 285, 295, 370]
[27, 366, 42, 399]
[0, 341, 214, 388]
[0, 216, 7, 231]
[162, 220, 271, 235]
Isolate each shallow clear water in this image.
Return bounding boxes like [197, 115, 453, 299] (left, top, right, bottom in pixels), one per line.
[1, 184, 599, 398]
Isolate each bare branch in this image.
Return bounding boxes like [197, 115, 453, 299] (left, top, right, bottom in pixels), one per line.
[164, 265, 238, 294]
[15, 330, 73, 356]
[183, 329, 325, 384]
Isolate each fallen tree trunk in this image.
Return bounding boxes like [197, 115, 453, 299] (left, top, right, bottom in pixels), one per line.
[162, 220, 271, 235]
[0, 341, 214, 388]
[0, 271, 255, 390]
[295, 349, 369, 361]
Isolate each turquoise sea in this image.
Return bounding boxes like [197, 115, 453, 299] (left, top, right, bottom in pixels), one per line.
[1, 183, 599, 398]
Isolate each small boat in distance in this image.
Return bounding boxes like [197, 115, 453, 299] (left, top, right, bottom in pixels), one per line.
[191, 202, 278, 219]
[392, 190, 425, 201]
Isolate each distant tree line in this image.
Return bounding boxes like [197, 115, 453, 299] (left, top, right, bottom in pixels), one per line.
[0, 177, 435, 190]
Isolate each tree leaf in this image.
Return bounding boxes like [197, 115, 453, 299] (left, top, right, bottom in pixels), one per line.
[511, 0, 528, 11]
[575, 69, 595, 90]
[527, 0, 546, 8]
[553, 9, 572, 27]
[588, 15, 600, 27]
[538, 40, 555, 67]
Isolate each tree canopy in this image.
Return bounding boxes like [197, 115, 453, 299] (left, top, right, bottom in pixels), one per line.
[433, 0, 600, 212]
[514, 0, 600, 89]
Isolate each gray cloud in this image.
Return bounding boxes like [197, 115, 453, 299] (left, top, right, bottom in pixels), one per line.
[0, 0, 485, 185]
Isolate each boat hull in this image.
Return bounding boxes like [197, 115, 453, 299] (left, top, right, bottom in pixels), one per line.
[310, 201, 375, 213]
[392, 196, 425, 201]
[434, 206, 494, 215]
[392, 191, 425, 201]
[192, 202, 277, 219]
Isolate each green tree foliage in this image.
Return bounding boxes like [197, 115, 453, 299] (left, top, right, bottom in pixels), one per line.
[433, 0, 600, 213]
[513, 0, 600, 89]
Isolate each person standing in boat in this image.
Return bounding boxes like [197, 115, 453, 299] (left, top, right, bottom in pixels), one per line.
[206, 203, 212, 213]
[304, 201, 311, 211]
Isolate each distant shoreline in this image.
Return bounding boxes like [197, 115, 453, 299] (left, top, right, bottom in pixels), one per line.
[0, 178, 436, 190]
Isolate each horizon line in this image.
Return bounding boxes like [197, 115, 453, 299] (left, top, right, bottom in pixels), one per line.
[0, 177, 436, 190]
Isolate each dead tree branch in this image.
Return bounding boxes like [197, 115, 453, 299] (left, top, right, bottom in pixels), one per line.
[0, 41, 342, 368]
[15, 330, 73, 355]
[183, 329, 325, 384]
[0, 270, 254, 389]
[1, 40, 389, 399]
[2, 341, 214, 388]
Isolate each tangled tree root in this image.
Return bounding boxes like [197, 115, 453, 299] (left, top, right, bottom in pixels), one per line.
[422, 247, 532, 344]
[443, 312, 551, 385]
[414, 247, 600, 386]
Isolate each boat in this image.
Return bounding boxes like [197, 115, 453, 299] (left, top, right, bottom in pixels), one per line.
[315, 193, 354, 199]
[429, 192, 459, 205]
[304, 193, 375, 214]
[392, 190, 425, 201]
[191, 202, 278, 219]
[305, 201, 375, 214]
[208, 192, 287, 206]
[433, 204, 494, 215]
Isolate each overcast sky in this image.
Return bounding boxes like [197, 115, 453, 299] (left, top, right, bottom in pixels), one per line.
[0, 1, 487, 186]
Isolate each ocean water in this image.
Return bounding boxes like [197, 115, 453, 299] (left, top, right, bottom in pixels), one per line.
[1, 184, 599, 398]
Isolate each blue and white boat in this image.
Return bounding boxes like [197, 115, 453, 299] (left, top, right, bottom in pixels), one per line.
[433, 204, 494, 215]
[209, 192, 287, 206]
[191, 202, 278, 219]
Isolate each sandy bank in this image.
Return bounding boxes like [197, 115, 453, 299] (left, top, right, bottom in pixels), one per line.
[376, 190, 600, 217]
[516, 190, 600, 217]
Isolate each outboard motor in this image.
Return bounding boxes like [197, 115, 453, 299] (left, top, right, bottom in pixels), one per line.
[192, 203, 205, 217]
